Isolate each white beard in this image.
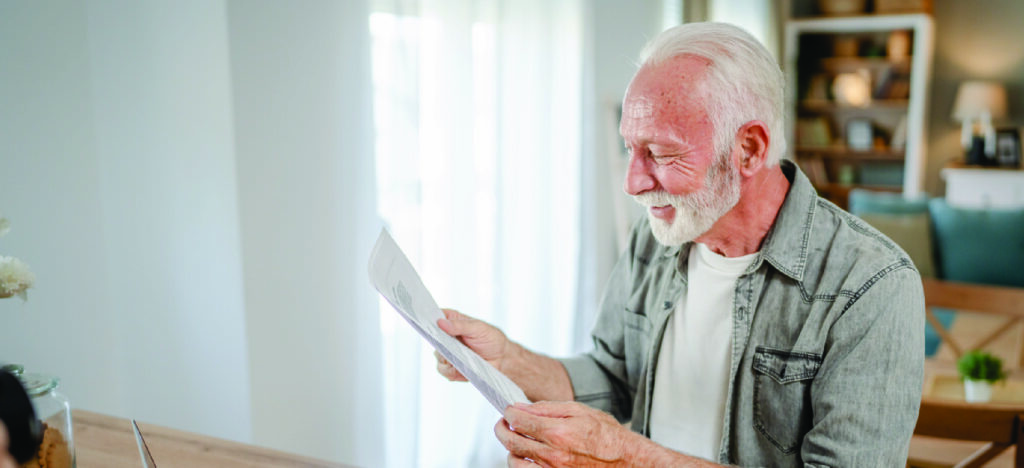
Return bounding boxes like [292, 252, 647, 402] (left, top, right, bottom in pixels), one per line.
[633, 155, 741, 247]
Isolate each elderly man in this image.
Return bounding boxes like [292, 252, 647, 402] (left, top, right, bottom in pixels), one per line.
[436, 22, 924, 467]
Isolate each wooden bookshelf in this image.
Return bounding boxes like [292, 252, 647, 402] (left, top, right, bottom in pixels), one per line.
[784, 13, 934, 208]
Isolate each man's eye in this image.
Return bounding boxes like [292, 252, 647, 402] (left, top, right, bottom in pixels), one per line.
[651, 154, 676, 164]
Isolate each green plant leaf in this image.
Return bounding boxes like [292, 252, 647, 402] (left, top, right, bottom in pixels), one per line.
[957, 350, 1006, 383]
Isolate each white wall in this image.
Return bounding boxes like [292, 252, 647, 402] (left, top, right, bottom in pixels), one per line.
[86, 0, 253, 441]
[0, 0, 252, 441]
[226, 0, 384, 465]
[0, 1, 127, 415]
[0, 1, 382, 466]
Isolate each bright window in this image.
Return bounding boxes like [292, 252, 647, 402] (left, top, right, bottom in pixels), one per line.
[369, 2, 583, 466]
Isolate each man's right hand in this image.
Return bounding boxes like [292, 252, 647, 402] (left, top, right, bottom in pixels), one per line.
[435, 308, 514, 381]
[434, 308, 575, 403]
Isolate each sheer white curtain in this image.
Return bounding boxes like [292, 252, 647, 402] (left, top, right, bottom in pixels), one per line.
[370, 1, 584, 467]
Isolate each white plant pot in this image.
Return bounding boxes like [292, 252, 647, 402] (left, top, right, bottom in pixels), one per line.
[964, 379, 993, 403]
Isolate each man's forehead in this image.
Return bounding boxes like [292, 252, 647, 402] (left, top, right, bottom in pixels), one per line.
[625, 55, 710, 109]
[624, 98, 655, 119]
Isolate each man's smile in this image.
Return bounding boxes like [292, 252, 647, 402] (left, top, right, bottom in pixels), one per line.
[649, 205, 676, 222]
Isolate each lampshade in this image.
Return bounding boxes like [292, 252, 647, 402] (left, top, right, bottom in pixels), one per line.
[951, 81, 1008, 121]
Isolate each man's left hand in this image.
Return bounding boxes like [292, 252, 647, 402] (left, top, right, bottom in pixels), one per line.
[495, 401, 641, 467]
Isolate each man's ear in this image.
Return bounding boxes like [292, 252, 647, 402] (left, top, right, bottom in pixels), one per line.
[735, 120, 770, 176]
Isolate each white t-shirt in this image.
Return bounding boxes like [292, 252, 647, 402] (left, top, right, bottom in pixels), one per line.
[649, 242, 757, 461]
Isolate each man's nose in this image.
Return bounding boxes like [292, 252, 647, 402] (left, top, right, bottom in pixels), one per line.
[624, 153, 656, 196]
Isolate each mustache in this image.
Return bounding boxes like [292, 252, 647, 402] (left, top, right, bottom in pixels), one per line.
[633, 191, 686, 208]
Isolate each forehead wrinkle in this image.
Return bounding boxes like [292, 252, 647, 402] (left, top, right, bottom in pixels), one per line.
[625, 98, 655, 119]
[622, 56, 714, 150]
[623, 95, 701, 147]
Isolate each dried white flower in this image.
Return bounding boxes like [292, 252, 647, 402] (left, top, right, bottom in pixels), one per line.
[0, 255, 34, 300]
[0, 217, 9, 237]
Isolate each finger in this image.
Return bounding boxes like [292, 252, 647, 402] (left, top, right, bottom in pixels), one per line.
[437, 308, 466, 331]
[437, 364, 466, 381]
[508, 453, 541, 468]
[437, 317, 458, 336]
[437, 309, 477, 336]
[503, 405, 555, 444]
[438, 319, 492, 346]
[433, 350, 449, 366]
[494, 418, 558, 465]
[436, 359, 468, 381]
[511, 400, 580, 418]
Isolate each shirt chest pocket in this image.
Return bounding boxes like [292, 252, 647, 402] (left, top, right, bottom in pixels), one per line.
[751, 346, 822, 454]
[623, 312, 652, 390]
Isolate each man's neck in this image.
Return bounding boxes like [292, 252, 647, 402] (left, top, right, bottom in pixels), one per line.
[695, 166, 790, 258]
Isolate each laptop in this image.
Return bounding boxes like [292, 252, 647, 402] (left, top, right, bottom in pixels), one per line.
[131, 420, 157, 468]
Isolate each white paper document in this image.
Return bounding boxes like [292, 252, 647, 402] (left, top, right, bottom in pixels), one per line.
[368, 229, 529, 413]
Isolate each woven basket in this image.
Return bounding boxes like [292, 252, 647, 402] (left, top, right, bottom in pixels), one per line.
[875, 0, 932, 14]
[817, 0, 866, 15]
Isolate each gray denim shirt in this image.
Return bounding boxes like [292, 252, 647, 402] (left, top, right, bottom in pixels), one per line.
[560, 161, 924, 467]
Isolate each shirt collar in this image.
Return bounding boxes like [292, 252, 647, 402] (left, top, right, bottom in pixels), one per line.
[757, 159, 816, 282]
[661, 160, 818, 280]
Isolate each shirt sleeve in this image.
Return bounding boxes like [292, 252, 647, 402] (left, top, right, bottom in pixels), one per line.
[801, 265, 925, 467]
[557, 223, 646, 423]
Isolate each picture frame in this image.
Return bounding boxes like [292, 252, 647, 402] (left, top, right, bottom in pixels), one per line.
[797, 117, 832, 148]
[846, 118, 873, 151]
[995, 128, 1021, 168]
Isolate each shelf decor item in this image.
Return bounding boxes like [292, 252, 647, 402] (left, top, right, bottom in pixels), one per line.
[957, 350, 1006, 403]
[951, 81, 1007, 166]
[797, 117, 833, 147]
[832, 70, 872, 107]
[875, 0, 932, 14]
[1, 365, 75, 468]
[995, 127, 1021, 168]
[817, 0, 866, 16]
[846, 118, 874, 150]
[886, 30, 911, 61]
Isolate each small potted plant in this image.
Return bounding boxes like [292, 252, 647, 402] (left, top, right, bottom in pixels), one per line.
[957, 350, 1006, 403]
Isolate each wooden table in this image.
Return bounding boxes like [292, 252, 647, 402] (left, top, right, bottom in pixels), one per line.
[925, 372, 1024, 404]
[73, 410, 356, 468]
[909, 372, 1024, 467]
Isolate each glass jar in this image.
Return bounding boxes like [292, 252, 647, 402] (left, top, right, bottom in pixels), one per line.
[4, 365, 75, 468]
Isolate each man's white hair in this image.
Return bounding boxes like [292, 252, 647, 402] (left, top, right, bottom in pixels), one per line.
[638, 22, 786, 167]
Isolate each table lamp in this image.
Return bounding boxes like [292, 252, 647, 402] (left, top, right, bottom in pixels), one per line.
[951, 81, 1008, 165]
